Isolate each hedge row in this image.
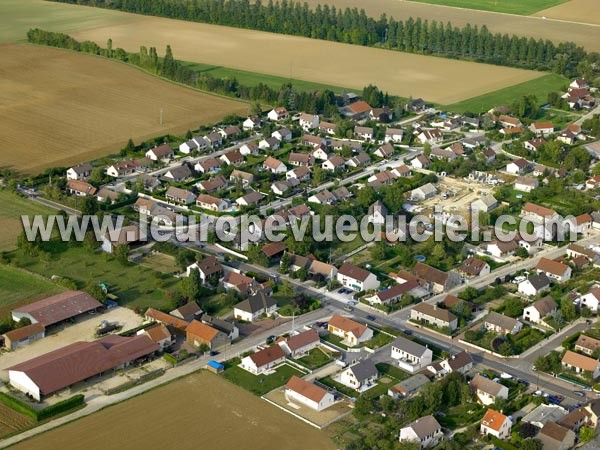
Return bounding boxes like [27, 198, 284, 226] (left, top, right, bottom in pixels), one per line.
[0, 392, 84, 421]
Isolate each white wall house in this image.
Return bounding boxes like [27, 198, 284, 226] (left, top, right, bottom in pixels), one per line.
[390, 336, 433, 373]
[399, 415, 443, 449]
[336, 263, 380, 292]
[285, 376, 335, 411]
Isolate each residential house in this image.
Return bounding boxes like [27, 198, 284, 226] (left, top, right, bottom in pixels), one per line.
[506, 158, 530, 175]
[311, 145, 331, 161]
[339, 359, 379, 391]
[485, 239, 519, 258]
[580, 287, 600, 312]
[230, 169, 254, 188]
[318, 122, 336, 135]
[409, 183, 437, 201]
[515, 176, 539, 193]
[106, 160, 137, 178]
[354, 126, 373, 140]
[66, 163, 92, 180]
[367, 200, 388, 225]
[393, 165, 412, 178]
[308, 189, 335, 205]
[412, 262, 458, 293]
[342, 101, 372, 119]
[471, 375, 509, 405]
[328, 314, 373, 347]
[288, 152, 314, 167]
[272, 128, 292, 142]
[524, 138, 546, 152]
[427, 351, 473, 378]
[145, 143, 174, 161]
[267, 107, 288, 121]
[242, 115, 261, 130]
[101, 225, 143, 254]
[561, 350, 600, 378]
[322, 155, 345, 171]
[530, 121, 554, 137]
[399, 415, 443, 449]
[195, 157, 221, 174]
[410, 303, 458, 331]
[480, 409, 512, 440]
[186, 320, 229, 350]
[417, 129, 443, 145]
[137, 174, 162, 192]
[165, 186, 196, 206]
[197, 175, 227, 193]
[538, 422, 576, 450]
[271, 179, 299, 195]
[233, 292, 278, 322]
[259, 137, 280, 151]
[261, 241, 286, 261]
[201, 315, 239, 340]
[278, 329, 320, 357]
[263, 156, 287, 174]
[471, 195, 498, 213]
[457, 257, 491, 279]
[286, 166, 311, 182]
[284, 376, 335, 412]
[170, 301, 203, 322]
[518, 273, 551, 297]
[220, 150, 244, 166]
[430, 147, 457, 161]
[240, 142, 259, 156]
[522, 404, 568, 429]
[95, 188, 119, 204]
[299, 113, 319, 131]
[163, 165, 192, 182]
[236, 191, 264, 208]
[309, 259, 337, 280]
[186, 255, 223, 284]
[385, 128, 404, 143]
[484, 311, 523, 335]
[390, 336, 433, 373]
[330, 139, 362, 152]
[498, 115, 522, 128]
[388, 374, 430, 398]
[65, 179, 97, 197]
[138, 324, 174, 351]
[179, 136, 208, 154]
[196, 194, 229, 212]
[204, 132, 223, 148]
[374, 143, 395, 159]
[144, 308, 189, 333]
[346, 152, 371, 168]
[523, 296, 557, 324]
[574, 335, 600, 356]
[240, 345, 286, 375]
[411, 155, 430, 169]
[370, 107, 392, 122]
[220, 126, 241, 140]
[336, 263, 380, 292]
[367, 281, 419, 306]
[535, 257, 572, 282]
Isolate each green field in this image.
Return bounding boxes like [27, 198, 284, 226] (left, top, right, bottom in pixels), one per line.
[0, 265, 63, 315]
[406, 0, 568, 15]
[0, 190, 57, 252]
[181, 61, 351, 94]
[444, 73, 568, 113]
[222, 360, 305, 396]
[10, 240, 180, 310]
[0, 0, 130, 43]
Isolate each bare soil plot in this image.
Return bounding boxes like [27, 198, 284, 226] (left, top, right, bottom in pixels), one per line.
[69, 17, 543, 105]
[0, 403, 34, 439]
[299, 0, 600, 51]
[534, 0, 600, 25]
[12, 371, 335, 450]
[0, 43, 248, 173]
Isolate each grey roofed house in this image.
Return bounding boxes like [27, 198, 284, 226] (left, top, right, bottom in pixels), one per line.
[238, 191, 264, 206]
[70, 162, 93, 176]
[391, 335, 430, 358]
[348, 359, 378, 383]
[485, 311, 520, 332]
[169, 301, 203, 322]
[531, 296, 558, 316]
[331, 186, 351, 201]
[348, 152, 371, 166]
[470, 374, 506, 397]
[522, 404, 568, 428]
[163, 164, 192, 181]
[446, 351, 473, 372]
[368, 200, 388, 216]
[234, 292, 277, 314]
[389, 374, 430, 397]
[528, 273, 551, 290]
[202, 315, 237, 335]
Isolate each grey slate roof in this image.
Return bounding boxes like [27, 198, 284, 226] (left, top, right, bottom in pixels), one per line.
[391, 335, 429, 358]
[348, 359, 378, 382]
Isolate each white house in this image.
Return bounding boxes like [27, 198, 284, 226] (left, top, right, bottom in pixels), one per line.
[399, 415, 443, 449]
[417, 129, 443, 145]
[263, 156, 287, 174]
[240, 345, 286, 375]
[506, 158, 529, 175]
[328, 314, 373, 347]
[267, 107, 288, 121]
[470, 375, 509, 405]
[240, 142, 259, 156]
[530, 121, 554, 137]
[367, 200, 388, 225]
[243, 116, 261, 130]
[145, 143, 174, 161]
[299, 113, 319, 131]
[484, 311, 523, 335]
[411, 303, 458, 331]
[278, 329, 320, 357]
[385, 128, 404, 143]
[409, 183, 437, 201]
[515, 176, 538, 193]
[233, 292, 278, 322]
[66, 163, 92, 180]
[272, 128, 292, 142]
[481, 409, 512, 440]
[581, 287, 600, 313]
[523, 296, 557, 324]
[411, 155, 430, 169]
[338, 359, 379, 391]
[535, 257, 572, 282]
[390, 336, 433, 373]
[336, 263, 380, 292]
[561, 350, 600, 379]
[518, 273, 551, 297]
[285, 376, 335, 411]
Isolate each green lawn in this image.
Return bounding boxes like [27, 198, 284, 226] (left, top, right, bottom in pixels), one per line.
[294, 347, 334, 370]
[180, 61, 352, 94]
[0, 264, 64, 315]
[222, 359, 305, 396]
[445, 74, 568, 114]
[10, 240, 180, 311]
[406, 0, 568, 15]
[437, 403, 485, 428]
[0, 190, 57, 251]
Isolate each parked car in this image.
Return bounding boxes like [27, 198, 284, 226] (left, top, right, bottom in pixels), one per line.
[574, 391, 585, 397]
[344, 305, 354, 312]
[402, 329, 413, 336]
[367, 315, 376, 321]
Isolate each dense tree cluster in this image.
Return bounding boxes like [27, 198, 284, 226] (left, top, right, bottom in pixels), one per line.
[48, 0, 599, 78]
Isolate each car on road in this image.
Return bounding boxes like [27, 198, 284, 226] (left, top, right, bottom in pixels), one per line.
[402, 329, 413, 336]
[348, 300, 357, 306]
[337, 288, 345, 294]
[367, 315, 376, 321]
[266, 335, 276, 344]
[574, 391, 585, 397]
[344, 305, 354, 312]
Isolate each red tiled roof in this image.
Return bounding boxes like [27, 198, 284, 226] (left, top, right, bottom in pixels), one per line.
[13, 291, 102, 327]
[286, 375, 328, 402]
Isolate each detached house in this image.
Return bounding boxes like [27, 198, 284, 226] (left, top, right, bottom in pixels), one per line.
[411, 155, 430, 169]
[390, 336, 433, 373]
[481, 409, 512, 440]
[538, 422, 576, 450]
[515, 176, 538, 193]
[410, 303, 458, 331]
[412, 262, 458, 293]
[523, 296, 557, 324]
[561, 350, 600, 378]
[288, 152, 314, 167]
[354, 126, 373, 140]
[339, 359, 379, 391]
[242, 115, 261, 130]
[233, 292, 278, 322]
[337, 263, 380, 292]
[240, 142, 259, 156]
[484, 311, 523, 335]
[278, 329, 320, 357]
[263, 156, 287, 174]
[322, 155, 345, 172]
[186, 255, 223, 284]
[535, 257, 572, 282]
[318, 121, 336, 135]
[145, 143, 174, 161]
[285, 376, 335, 412]
[328, 314, 373, 347]
[506, 158, 529, 175]
[241, 344, 286, 375]
[457, 256, 490, 278]
[220, 150, 244, 166]
[65, 180, 97, 197]
[385, 128, 404, 143]
[518, 273, 551, 297]
[581, 287, 600, 313]
[66, 163, 92, 180]
[267, 106, 288, 121]
[272, 128, 292, 142]
[574, 335, 600, 356]
[299, 113, 319, 131]
[470, 375, 509, 406]
[367, 281, 419, 306]
[196, 194, 229, 212]
[186, 320, 229, 350]
[163, 165, 192, 182]
[195, 158, 221, 174]
[230, 170, 254, 188]
[165, 186, 196, 205]
[417, 129, 443, 145]
[399, 415, 443, 449]
[530, 121, 554, 137]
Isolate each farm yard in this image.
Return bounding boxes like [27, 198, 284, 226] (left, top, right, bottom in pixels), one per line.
[0, 43, 247, 173]
[68, 15, 543, 104]
[11, 371, 335, 450]
[534, 0, 600, 25]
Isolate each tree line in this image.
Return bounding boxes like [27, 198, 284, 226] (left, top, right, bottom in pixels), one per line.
[47, 0, 598, 78]
[27, 29, 356, 114]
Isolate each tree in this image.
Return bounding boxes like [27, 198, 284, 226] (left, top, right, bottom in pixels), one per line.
[355, 185, 376, 209]
[520, 439, 542, 450]
[580, 426, 596, 443]
[280, 252, 291, 273]
[519, 422, 538, 439]
[353, 395, 375, 417]
[185, 130, 193, 139]
[81, 196, 98, 215]
[17, 229, 41, 256]
[515, 246, 529, 258]
[181, 268, 201, 301]
[83, 231, 99, 250]
[86, 283, 107, 304]
[560, 299, 577, 322]
[114, 244, 130, 265]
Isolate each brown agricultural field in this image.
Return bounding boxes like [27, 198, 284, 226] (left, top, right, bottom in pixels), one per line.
[70, 16, 543, 105]
[0, 43, 248, 173]
[534, 0, 600, 25]
[0, 403, 34, 439]
[12, 371, 336, 450]
[300, 0, 600, 51]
